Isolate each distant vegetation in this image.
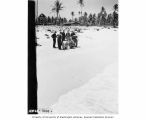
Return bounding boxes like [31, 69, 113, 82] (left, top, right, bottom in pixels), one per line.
[36, 0, 118, 27]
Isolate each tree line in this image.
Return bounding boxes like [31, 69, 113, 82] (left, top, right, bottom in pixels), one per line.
[36, 0, 118, 27]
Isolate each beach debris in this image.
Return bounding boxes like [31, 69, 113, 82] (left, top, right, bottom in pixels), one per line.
[45, 34, 49, 36]
[47, 29, 51, 32]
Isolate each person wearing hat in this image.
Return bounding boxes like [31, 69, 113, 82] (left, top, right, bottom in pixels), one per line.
[57, 32, 62, 50]
[51, 31, 57, 48]
[61, 30, 66, 42]
[66, 30, 71, 42]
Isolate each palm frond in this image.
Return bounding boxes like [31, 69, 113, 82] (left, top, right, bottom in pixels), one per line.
[52, 0, 64, 13]
[78, 0, 84, 7]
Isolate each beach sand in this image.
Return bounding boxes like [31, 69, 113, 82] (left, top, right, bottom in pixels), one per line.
[36, 26, 118, 114]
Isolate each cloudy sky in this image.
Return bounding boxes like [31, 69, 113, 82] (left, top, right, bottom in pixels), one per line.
[36, 0, 118, 19]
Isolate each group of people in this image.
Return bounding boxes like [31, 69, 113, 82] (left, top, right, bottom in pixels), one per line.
[51, 30, 78, 50]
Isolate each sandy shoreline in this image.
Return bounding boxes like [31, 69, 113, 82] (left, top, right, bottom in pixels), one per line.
[36, 26, 118, 114]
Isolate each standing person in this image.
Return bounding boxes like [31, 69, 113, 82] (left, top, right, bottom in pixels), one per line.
[71, 31, 78, 47]
[61, 30, 66, 42]
[51, 31, 57, 48]
[66, 30, 71, 42]
[66, 30, 71, 49]
[57, 32, 62, 50]
[61, 30, 66, 49]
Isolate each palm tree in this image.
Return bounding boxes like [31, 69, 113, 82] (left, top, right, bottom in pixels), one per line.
[99, 6, 107, 26]
[83, 12, 88, 25]
[75, 18, 78, 22]
[84, 12, 87, 17]
[52, 0, 64, 23]
[88, 13, 93, 25]
[48, 16, 51, 24]
[71, 11, 75, 21]
[63, 17, 67, 23]
[92, 13, 96, 25]
[113, 4, 118, 27]
[113, 4, 118, 11]
[78, 11, 81, 16]
[78, 0, 84, 17]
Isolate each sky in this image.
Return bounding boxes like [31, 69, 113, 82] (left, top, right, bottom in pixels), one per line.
[36, 0, 118, 19]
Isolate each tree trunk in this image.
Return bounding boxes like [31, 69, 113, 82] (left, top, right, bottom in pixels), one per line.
[56, 12, 59, 25]
[81, 6, 83, 24]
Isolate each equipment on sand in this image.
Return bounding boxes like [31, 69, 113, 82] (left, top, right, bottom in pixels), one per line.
[62, 35, 78, 50]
